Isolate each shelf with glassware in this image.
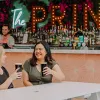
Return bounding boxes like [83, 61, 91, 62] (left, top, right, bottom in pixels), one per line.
[11, 25, 100, 50]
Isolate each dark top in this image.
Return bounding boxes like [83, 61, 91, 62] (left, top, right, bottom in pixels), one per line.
[23, 59, 57, 85]
[0, 67, 13, 89]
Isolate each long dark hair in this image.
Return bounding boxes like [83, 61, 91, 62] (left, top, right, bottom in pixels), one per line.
[30, 41, 55, 66]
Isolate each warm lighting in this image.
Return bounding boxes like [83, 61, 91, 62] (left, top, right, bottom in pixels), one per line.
[51, 5, 66, 25]
[87, 3, 100, 28]
[72, 4, 77, 29]
[32, 6, 46, 32]
[83, 4, 88, 29]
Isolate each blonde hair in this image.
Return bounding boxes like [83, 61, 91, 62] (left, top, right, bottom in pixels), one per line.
[0, 46, 4, 66]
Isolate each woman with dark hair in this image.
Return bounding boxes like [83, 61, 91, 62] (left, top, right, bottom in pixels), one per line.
[23, 41, 65, 86]
[0, 24, 15, 48]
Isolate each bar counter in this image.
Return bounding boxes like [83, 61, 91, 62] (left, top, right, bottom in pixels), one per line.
[5, 48, 100, 88]
[5, 49, 100, 54]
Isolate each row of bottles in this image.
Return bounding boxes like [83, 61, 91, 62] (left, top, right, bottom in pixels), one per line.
[11, 25, 100, 49]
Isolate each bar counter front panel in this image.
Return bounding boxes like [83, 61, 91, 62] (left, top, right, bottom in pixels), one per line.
[5, 49, 100, 88]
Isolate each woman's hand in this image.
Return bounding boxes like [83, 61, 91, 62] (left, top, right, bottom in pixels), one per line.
[43, 67, 52, 75]
[43, 64, 65, 81]
[7, 44, 13, 48]
[9, 68, 22, 81]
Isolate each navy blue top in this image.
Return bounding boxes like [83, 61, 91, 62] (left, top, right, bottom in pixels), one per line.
[0, 67, 13, 89]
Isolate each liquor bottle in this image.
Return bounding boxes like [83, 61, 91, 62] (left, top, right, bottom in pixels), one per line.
[91, 29, 95, 45]
[22, 30, 28, 43]
[49, 35, 53, 45]
[20, 31, 24, 43]
[95, 28, 100, 44]
[57, 26, 60, 35]
[28, 31, 33, 43]
[12, 28, 18, 43]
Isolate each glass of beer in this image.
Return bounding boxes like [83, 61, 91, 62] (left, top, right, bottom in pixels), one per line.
[15, 63, 23, 72]
[41, 62, 47, 77]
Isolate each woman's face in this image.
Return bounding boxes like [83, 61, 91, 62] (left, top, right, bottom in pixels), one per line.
[2, 26, 9, 36]
[35, 43, 47, 60]
[0, 50, 7, 64]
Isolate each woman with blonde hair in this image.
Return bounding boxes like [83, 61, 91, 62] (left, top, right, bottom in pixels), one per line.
[0, 46, 22, 89]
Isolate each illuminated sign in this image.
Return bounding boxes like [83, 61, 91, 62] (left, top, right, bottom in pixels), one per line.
[32, 3, 100, 32]
[12, 8, 26, 28]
